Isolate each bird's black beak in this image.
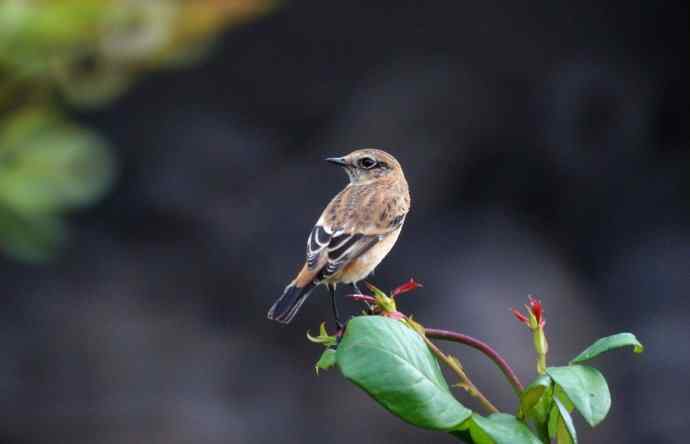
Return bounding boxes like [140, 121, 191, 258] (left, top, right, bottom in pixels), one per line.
[325, 157, 348, 166]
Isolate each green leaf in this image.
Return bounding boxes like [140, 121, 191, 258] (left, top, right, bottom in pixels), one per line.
[531, 387, 554, 430]
[548, 399, 558, 439]
[453, 417, 493, 444]
[554, 384, 574, 412]
[315, 348, 336, 374]
[457, 413, 542, 444]
[554, 398, 577, 444]
[337, 316, 471, 430]
[546, 365, 611, 426]
[569, 333, 644, 365]
[520, 374, 551, 418]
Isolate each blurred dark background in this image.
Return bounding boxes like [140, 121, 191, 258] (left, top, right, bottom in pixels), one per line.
[1, 1, 688, 443]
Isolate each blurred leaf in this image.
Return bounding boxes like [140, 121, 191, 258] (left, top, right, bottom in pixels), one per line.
[161, 0, 280, 67]
[569, 333, 644, 365]
[546, 365, 611, 427]
[0, 205, 65, 262]
[0, 1, 104, 75]
[99, 1, 177, 64]
[0, 1, 102, 43]
[337, 316, 472, 430]
[0, 107, 114, 213]
[0, 0, 278, 103]
[53, 56, 133, 108]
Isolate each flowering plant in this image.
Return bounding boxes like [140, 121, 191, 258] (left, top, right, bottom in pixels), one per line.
[308, 280, 643, 444]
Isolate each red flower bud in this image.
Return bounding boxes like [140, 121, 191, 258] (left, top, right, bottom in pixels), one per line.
[527, 295, 545, 328]
[512, 296, 546, 329]
[391, 278, 423, 298]
[511, 308, 530, 325]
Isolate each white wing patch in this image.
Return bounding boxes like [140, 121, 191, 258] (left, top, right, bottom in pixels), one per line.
[306, 225, 330, 269]
[305, 224, 379, 281]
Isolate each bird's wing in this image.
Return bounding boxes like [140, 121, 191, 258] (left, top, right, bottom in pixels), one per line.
[305, 213, 406, 282]
[306, 225, 377, 280]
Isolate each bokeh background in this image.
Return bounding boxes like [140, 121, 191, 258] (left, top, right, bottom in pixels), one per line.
[1, 1, 688, 443]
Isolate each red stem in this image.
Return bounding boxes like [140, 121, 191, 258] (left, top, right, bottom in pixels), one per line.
[425, 328, 524, 395]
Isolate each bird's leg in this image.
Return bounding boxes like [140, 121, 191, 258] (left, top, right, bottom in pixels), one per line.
[351, 282, 373, 313]
[329, 284, 344, 333]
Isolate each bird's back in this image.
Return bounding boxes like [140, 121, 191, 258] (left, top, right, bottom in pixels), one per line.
[319, 176, 410, 235]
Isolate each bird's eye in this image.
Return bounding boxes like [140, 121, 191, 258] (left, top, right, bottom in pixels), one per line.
[358, 157, 377, 169]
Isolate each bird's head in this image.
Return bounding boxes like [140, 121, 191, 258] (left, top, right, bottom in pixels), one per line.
[326, 149, 403, 184]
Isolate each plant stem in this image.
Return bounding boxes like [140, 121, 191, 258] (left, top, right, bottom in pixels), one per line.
[425, 328, 524, 395]
[420, 334, 499, 414]
[536, 352, 546, 375]
[533, 327, 548, 375]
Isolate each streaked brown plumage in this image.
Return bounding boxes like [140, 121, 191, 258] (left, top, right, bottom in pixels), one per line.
[267, 149, 410, 325]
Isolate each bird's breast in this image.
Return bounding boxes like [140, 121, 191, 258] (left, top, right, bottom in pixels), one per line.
[336, 226, 403, 284]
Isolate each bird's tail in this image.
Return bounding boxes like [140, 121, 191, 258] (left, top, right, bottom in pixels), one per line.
[267, 280, 317, 324]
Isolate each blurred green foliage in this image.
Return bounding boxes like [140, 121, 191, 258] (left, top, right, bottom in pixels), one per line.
[0, 108, 111, 261]
[0, 0, 276, 262]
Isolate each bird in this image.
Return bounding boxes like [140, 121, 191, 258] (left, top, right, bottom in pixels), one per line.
[267, 148, 411, 328]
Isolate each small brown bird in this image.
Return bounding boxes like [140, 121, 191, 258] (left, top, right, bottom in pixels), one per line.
[267, 149, 411, 327]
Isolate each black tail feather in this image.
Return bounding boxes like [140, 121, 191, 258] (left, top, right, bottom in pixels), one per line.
[267, 281, 316, 324]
